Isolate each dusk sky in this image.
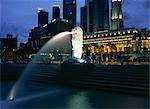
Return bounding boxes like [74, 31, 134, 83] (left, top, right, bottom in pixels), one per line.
[0, 0, 150, 43]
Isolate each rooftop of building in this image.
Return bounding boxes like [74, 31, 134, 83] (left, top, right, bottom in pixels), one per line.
[84, 28, 150, 40]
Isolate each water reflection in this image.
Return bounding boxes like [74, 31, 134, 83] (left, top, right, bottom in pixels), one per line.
[68, 91, 92, 109]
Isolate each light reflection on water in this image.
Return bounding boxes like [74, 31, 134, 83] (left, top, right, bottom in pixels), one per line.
[68, 92, 92, 109]
[1, 81, 149, 108]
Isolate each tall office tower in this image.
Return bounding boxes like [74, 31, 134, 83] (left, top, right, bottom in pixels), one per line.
[80, 6, 87, 33]
[111, 0, 124, 30]
[86, 0, 109, 32]
[93, 0, 109, 31]
[52, 5, 60, 20]
[38, 8, 48, 27]
[63, 0, 76, 27]
[86, 0, 93, 32]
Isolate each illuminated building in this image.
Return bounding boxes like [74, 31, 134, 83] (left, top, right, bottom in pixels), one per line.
[40, 18, 73, 46]
[140, 29, 150, 51]
[28, 8, 49, 51]
[49, 18, 73, 36]
[29, 27, 42, 50]
[63, 0, 76, 27]
[52, 5, 60, 20]
[111, 0, 124, 30]
[38, 8, 48, 27]
[83, 28, 150, 62]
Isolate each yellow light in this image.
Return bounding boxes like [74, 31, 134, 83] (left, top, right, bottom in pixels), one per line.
[119, 14, 122, 19]
[133, 30, 138, 33]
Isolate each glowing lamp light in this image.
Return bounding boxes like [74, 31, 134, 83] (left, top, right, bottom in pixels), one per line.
[9, 96, 14, 101]
[8, 83, 17, 101]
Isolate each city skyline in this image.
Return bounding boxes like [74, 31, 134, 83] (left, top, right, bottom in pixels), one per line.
[1, 0, 150, 43]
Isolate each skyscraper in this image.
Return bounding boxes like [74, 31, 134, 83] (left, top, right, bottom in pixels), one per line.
[63, 0, 76, 27]
[86, 0, 109, 32]
[86, 0, 93, 33]
[38, 8, 48, 27]
[52, 5, 60, 20]
[80, 6, 87, 33]
[111, 0, 124, 30]
[93, 0, 109, 31]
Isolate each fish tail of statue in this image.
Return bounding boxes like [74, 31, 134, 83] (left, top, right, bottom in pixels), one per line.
[71, 27, 83, 59]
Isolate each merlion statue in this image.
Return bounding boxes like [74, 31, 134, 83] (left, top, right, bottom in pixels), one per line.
[71, 27, 83, 59]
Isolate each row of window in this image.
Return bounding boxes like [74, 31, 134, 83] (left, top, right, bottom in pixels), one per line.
[84, 30, 138, 39]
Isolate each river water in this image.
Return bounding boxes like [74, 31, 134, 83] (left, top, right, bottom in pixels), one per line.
[0, 80, 149, 109]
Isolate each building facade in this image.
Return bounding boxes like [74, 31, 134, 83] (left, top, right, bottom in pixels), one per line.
[92, 0, 109, 31]
[38, 8, 49, 27]
[0, 34, 17, 52]
[0, 34, 18, 63]
[86, 0, 93, 33]
[111, 0, 124, 30]
[83, 28, 150, 62]
[52, 5, 60, 20]
[40, 18, 73, 46]
[63, 0, 76, 27]
[86, 0, 109, 33]
[80, 6, 87, 33]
